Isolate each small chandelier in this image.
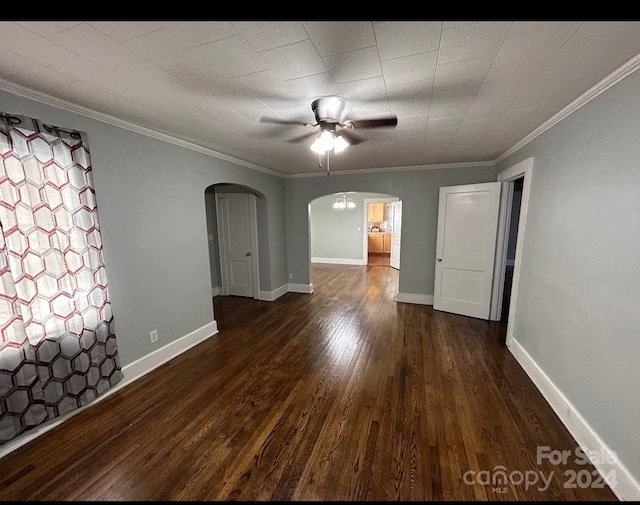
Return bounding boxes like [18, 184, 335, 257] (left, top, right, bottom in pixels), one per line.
[332, 194, 355, 209]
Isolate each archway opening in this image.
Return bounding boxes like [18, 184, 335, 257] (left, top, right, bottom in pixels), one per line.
[308, 191, 402, 297]
[204, 183, 268, 305]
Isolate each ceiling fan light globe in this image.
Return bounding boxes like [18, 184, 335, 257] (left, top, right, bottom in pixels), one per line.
[319, 130, 335, 149]
[310, 139, 326, 154]
[333, 135, 349, 153]
[311, 130, 335, 154]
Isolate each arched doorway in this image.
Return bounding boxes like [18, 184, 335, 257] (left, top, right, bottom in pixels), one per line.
[308, 191, 402, 295]
[204, 183, 268, 300]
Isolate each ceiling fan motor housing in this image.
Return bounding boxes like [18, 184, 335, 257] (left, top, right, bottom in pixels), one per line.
[259, 95, 396, 145]
[311, 96, 347, 124]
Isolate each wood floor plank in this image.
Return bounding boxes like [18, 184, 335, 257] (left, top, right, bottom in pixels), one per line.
[0, 264, 618, 501]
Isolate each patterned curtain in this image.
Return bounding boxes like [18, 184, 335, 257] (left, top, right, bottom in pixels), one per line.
[0, 113, 123, 444]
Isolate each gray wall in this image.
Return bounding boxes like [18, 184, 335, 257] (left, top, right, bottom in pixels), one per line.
[497, 69, 640, 483]
[310, 192, 393, 260]
[0, 89, 287, 367]
[285, 166, 497, 294]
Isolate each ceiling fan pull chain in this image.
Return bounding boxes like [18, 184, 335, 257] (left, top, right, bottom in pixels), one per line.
[326, 151, 330, 176]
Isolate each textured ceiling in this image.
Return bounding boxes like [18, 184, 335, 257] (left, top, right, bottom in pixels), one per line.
[2, 20, 640, 176]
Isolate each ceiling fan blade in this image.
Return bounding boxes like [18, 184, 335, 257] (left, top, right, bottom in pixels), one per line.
[347, 116, 398, 129]
[287, 131, 319, 143]
[259, 116, 315, 127]
[336, 129, 366, 145]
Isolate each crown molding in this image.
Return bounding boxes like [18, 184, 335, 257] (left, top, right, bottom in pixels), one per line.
[0, 78, 284, 178]
[284, 160, 496, 178]
[3, 48, 639, 180]
[0, 78, 491, 179]
[495, 51, 640, 164]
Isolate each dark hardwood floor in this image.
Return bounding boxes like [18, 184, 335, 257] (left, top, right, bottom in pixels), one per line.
[0, 264, 616, 500]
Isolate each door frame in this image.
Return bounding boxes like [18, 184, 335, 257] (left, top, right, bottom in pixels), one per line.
[490, 157, 534, 347]
[390, 200, 402, 270]
[362, 197, 399, 264]
[215, 192, 260, 299]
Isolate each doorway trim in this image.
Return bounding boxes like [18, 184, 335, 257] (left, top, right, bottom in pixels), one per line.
[492, 157, 534, 347]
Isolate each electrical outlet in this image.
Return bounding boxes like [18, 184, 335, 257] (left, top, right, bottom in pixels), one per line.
[289, 273, 293, 279]
[149, 329, 158, 343]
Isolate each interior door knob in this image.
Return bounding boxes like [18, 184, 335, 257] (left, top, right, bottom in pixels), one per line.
[437, 257, 442, 262]
[246, 251, 251, 257]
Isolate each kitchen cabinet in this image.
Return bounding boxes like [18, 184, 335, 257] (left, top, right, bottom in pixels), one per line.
[368, 233, 391, 254]
[368, 202, 384, 222]
[383, 233, 391, 253]
[368, 234, 384, 253]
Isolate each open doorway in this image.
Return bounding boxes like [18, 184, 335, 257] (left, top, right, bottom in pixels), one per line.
[431, 159, 532, 331]
[308, 191, 401, 295]
[309, 191, 400, 266]
[363, 197, 400, 268]
[501, 178, 523, 321]
[489, 157, 534, 347]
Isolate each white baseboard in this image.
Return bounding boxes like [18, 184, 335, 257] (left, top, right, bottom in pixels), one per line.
[122, 320, 218, 384]
[509, 338, 640, 501]
[211, 286, 221, 297]
[396, 292, 434, 305]
[258, 284, 288, 301]
[0, 320, 218, 460]
[311, 257, 366, 266]
[288, 282, 314, 294]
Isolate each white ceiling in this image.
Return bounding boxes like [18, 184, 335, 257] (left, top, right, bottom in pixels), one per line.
[2, 20, 640, 176]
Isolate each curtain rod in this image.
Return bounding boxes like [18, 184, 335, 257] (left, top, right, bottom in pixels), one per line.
[0, 112, 82, 139]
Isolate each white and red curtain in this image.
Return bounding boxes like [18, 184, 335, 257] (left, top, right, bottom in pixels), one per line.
[0, 113, 123, 444]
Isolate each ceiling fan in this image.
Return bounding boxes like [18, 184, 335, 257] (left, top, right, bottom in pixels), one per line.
[259, 96, 398, 154]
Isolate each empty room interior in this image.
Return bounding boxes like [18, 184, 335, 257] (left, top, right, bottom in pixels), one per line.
[0, 20, 639, 501]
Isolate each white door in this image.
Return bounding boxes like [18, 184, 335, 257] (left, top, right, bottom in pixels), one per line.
[216, 193, 257, 298]
[390, 201, 402, 269]
[433, 182, 501, 319]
